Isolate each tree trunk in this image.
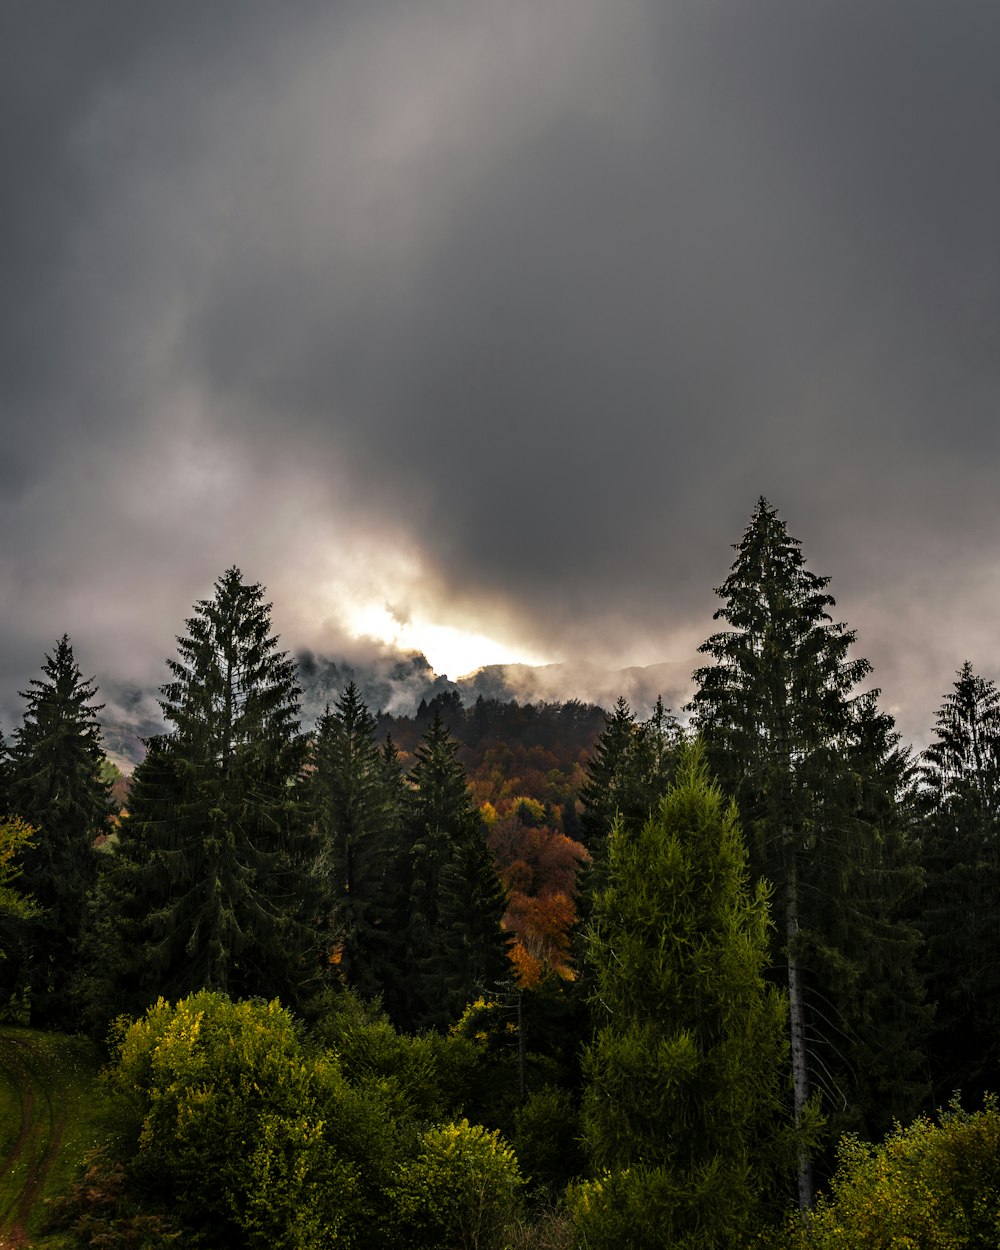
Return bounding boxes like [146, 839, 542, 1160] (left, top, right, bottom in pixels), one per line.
[786, 848, 814, 1209]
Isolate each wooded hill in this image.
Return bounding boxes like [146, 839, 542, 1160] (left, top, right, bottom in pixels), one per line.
[2, 497, 999, 1248]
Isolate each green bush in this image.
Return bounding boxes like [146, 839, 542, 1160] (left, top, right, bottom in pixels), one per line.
[513, 1086, 585, 1198]
[309, 986, 473, 1126]
[567, 1159, 758, 1250]
[781, 1097, 1000, 1249]
[390, 1118, 524, 1250]
[108, 991, 401, 1249]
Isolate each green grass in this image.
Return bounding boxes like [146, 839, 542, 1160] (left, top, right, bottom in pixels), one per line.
[0, 1026, 138, 1245]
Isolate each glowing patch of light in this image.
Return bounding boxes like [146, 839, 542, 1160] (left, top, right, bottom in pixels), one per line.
[343, 602, 547, 678]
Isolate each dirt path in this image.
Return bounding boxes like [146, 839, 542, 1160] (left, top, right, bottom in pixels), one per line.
[0, 1037, 66, 1249]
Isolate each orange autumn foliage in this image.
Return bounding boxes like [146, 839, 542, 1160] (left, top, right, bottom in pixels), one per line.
[504, 890, 578, 986]
[488, 815, 586, 898]
[486, 808, 589, 987]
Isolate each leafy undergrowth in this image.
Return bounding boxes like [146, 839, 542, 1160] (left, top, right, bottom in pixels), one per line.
[0, 1027, 138, 1248]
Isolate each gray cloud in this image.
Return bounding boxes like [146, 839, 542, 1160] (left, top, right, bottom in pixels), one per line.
[2, 1, 999, 749]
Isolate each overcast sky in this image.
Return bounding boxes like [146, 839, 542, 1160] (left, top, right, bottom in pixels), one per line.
[3, 1, 999, 748]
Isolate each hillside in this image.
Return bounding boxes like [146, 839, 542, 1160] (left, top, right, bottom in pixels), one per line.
[98, 651, 691, 773]
[0, 1029, 133, 1249]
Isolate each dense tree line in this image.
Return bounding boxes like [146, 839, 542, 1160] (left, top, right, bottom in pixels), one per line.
[2, 503, 1000, 1246]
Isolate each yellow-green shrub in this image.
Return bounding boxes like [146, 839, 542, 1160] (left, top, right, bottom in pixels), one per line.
[108, 991, 401, 1249]
[781, 1098, 1000, 1249]
[568, 1158, 756, 1250]
[390, 1118, 524, 1250]
[308, 986, 477, 1125]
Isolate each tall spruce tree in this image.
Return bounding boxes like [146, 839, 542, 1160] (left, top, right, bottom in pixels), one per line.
[580, 698, 645, 848]
[577, 695, 684, 976]
[310, 682, 397, 999]
[437, 821, 511, 1019]
[919, 662, 1000, 1103]
[400, 711, 509, 1030]
[372, 732, 412, 1021]
[689, 499, 926, 1205]
[87, 569, 314, 1018]
[7, 636, 110, 1026]
[577, 743, 803, 1249]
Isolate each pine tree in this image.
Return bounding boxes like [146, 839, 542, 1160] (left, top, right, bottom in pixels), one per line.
[88, 569, 314, 1017]
[579, 698, 644, 848]
[7, 636, 110, 1026]
[372, 733, 412, 1022]
[310, 682, 396, 999]
[437, 821, 511, 1019]
[82, 736, 182, 1026]
[689, 499, 927, 1204]
[577, 695, 683, 986]
[579, 696, 682, 848]
[400, 711, 509, 1030]
[576, 743, 802, 1248]
[826, 698, 928, 1132]
[919, 662, 1000, 1103]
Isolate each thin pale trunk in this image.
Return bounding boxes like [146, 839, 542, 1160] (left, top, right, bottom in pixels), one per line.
[517, 992, 526, 1103]
[786, 849, 814, 1209]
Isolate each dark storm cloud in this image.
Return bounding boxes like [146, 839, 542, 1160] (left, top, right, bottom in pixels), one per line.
[2, 1, 999, 746]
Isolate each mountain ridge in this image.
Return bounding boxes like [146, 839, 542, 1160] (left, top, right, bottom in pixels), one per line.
[99, 652, 695, 772]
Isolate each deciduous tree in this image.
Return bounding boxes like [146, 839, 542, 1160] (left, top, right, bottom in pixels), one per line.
[0, 816, 38, 964]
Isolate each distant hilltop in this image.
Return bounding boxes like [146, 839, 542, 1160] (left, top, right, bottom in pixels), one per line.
[455, 659, 693, 719]
[100, 651, 695, 772]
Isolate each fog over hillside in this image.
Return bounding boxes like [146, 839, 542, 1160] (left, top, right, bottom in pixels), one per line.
[98, 650, 691, 772]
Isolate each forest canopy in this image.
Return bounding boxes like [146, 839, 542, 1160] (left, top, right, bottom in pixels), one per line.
[2, 504, 999, 1249]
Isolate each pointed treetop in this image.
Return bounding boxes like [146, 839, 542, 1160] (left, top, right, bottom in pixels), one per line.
[692, 499, 874, 736]
[922, 661, 1000, 807]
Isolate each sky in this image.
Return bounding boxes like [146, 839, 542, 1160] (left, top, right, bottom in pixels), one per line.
[2, 1, 999, 750]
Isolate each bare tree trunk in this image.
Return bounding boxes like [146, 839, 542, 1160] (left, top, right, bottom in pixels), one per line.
[517, 992, 526, 1103]
[786, 849, 814, 1209]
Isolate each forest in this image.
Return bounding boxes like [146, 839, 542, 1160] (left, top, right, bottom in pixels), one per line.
[1, 498, 999, 1249]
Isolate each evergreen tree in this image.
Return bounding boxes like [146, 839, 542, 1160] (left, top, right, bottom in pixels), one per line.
[826, 698, 928, 1131]
[378, 734, 408, 822]
[400, 711, 508, 1030]
[82, 736, 182, 1026]
[372, 733, 412, 1022]
[579, 696, 681, 848]
[579, 698, 643, 848]
[576, 743, 803, 1248]
[577, 695, 683, 986]
[7, 636, 110, 1026]
[437, 823, 511, 1020]
[689, 499, 927, 1204]
[87, 569, 314, 1019]
[310, 682, 397, 999]
[919, 662, 1000, 1103]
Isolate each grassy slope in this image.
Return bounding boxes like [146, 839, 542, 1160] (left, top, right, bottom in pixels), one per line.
[0, 1027, 135, 1247]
